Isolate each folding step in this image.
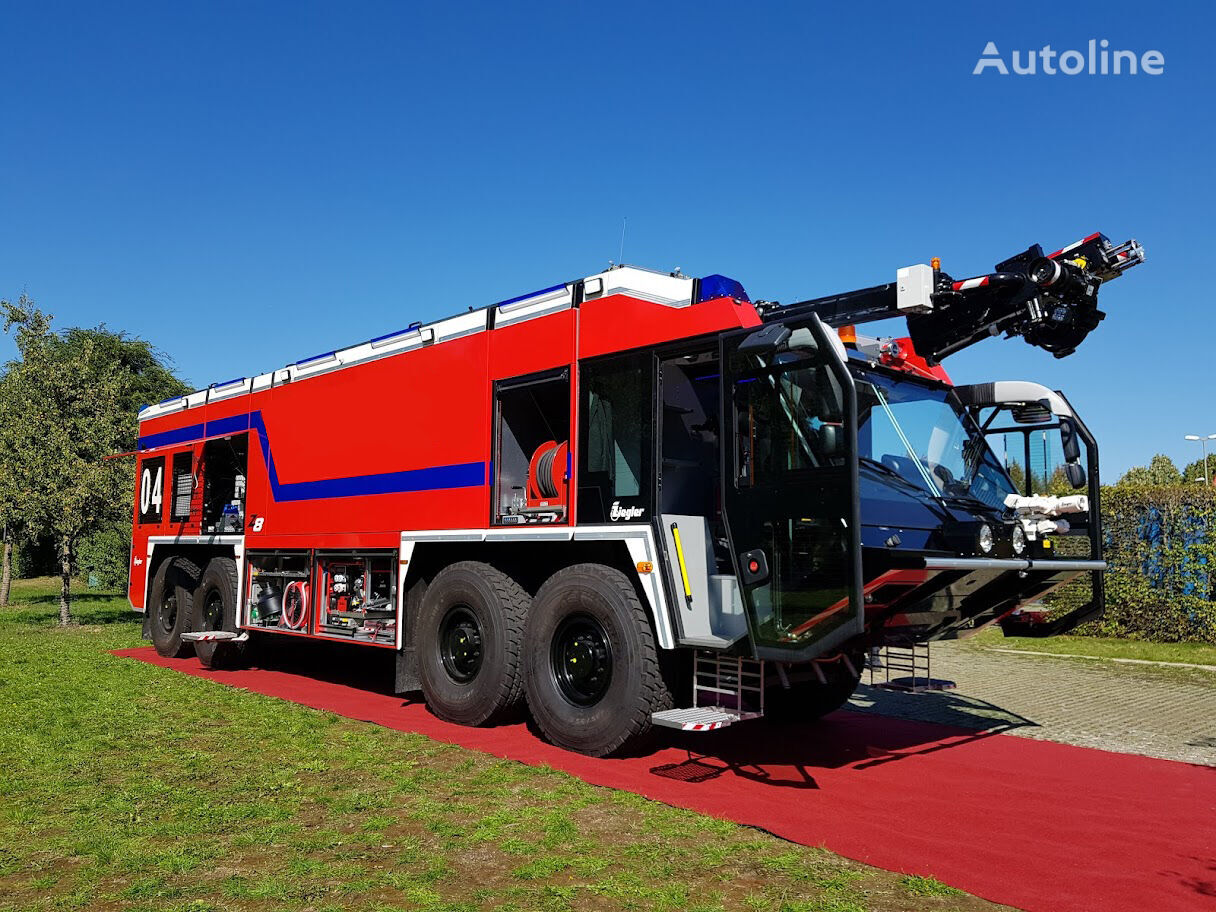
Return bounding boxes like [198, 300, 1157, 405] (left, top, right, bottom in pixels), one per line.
[653, 650, 766, 732]
[181, 630, 249, 643]
[651, 706, 760, 731]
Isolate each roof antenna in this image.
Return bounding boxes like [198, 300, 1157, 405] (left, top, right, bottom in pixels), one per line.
[619, 217, 627, 266]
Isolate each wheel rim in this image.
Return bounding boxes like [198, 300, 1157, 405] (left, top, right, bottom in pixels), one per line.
[551, 614, 613, 706]
[439, 606, 483, 683]
[202, 589, 224, 630]
[158, 590, 177, 633]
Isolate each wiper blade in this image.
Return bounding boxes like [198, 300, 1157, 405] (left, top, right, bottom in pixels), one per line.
[860, 456, 926, 492]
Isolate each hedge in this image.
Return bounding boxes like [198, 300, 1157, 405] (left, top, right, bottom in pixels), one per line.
[1047, 485, 1216, 642]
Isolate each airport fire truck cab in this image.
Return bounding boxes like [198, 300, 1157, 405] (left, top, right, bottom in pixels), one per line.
[130, 232, 1143, 756]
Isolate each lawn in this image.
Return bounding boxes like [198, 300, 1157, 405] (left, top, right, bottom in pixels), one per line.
[968, 626, 1216, 667]
[0, 577, 1003, 912]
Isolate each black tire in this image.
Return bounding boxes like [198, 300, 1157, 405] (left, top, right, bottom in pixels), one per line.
[190, 557, 243, 670]
[148, 557, 202, 658]
[524, 563, 672, 757]
[416, 561, 528, 726]
[766, 654, 863, 723]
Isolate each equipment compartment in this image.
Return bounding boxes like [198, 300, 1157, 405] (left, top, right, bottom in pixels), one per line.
[246, 552, 311, 630]
[315, 553, 397, 644]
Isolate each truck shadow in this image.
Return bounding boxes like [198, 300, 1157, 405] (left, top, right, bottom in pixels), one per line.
[235, 637, 1039, 791]
[648, 686, 1038, 790]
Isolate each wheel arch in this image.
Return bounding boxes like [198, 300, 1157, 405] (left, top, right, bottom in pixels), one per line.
[401, 528, 675, 650]
[144, 540, 241, 617]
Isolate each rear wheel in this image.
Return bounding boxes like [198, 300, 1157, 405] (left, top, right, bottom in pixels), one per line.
[524, 563, 671, 757]
[148, 557, 201, 658]
[416, 562, 528, 726]
[190, 557, 242, 669]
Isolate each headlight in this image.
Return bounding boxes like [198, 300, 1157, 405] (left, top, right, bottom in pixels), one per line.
[977, 524, 994, 554]
[1011, 524, 1026, 555]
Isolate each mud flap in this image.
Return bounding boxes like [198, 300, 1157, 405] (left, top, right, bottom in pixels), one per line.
[395, 646, 421, 694]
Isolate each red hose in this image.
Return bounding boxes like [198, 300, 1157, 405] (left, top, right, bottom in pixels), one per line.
[283, 581, 309, 630]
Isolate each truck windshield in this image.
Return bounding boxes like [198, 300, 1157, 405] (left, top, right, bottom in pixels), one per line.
[855, 369, 1014, 510]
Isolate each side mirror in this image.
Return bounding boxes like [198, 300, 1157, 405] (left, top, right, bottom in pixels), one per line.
[1065, 462, 1087, 489]
[1060, 418, 1082, 463]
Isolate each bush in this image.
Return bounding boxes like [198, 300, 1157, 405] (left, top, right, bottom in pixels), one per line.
[76, 523, 131, 590]
[1049, 485, 1216, 642]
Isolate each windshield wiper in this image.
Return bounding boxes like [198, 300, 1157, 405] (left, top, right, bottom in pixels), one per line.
[859, 456, 928, 492]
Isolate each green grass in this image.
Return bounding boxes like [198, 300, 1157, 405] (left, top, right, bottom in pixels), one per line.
[0, 577, 1002, 912]
[902, 876, 964, 897]
[969, 627, 1216, 667]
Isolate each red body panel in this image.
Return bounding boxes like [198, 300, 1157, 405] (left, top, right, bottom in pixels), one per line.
[128, 292, 760, 611]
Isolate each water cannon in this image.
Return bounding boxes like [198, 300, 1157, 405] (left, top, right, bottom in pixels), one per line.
[909, 232, 1144, 361]
[779, 232, 1145, 364]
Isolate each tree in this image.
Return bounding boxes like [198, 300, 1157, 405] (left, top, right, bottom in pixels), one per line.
[1182, 458, 1214, 487]
[1006, 460, 1026, 493]
[0, 296, 188, 623]
[1118, 454, 1183, 487]
[0, 467, 13, 608]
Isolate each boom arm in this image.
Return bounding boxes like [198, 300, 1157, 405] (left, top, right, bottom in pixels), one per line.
[765, 233, 1144, 364]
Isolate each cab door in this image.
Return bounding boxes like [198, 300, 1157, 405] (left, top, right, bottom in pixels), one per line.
[721, 314, 864, 660]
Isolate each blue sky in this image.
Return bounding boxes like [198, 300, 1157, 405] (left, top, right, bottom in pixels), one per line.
[1, 0, 1211, 476]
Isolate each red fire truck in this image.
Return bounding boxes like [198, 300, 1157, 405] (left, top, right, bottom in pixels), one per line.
[130, 233, 1143, 756]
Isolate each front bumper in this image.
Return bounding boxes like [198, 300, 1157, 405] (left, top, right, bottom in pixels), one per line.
[863, 553, 1105, 644]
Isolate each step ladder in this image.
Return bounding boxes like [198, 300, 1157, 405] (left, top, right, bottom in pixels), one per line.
[868, 642, 955, 693]
[181, 630, 249, 643]
[652, 651, 765, 731]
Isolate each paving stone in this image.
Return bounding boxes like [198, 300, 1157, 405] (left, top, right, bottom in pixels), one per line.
[847, 641, 1216, 767]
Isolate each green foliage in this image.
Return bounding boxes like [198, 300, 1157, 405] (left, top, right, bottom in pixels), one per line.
[0, 295, 188, 619]
[1118, 453, 1182, 486]
[1182, 458, 1215, 486]
[76, 525, 132, 589]
[1005, 460, 1076, 496]
[1050, 484, 1216, 643]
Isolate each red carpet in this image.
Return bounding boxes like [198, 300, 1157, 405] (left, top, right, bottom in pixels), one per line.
[114, 646, 1215, 912]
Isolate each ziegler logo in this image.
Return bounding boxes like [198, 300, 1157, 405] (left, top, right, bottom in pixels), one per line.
[609, 501, 646, 521]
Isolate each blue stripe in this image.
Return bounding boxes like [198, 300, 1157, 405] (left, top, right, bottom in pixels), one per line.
[205, 414, 251, 437]
[140, 410, 485, 502]
[138, 423, 206, 449]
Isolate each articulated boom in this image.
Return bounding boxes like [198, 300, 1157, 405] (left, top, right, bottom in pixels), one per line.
[766, 232, 1144, 363]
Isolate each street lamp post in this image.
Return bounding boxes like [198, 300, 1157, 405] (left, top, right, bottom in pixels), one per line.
[1184, 434, 1216, 485]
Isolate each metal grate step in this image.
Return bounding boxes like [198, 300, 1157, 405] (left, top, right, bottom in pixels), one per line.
[182, 630, 248, 643]
[869, 642, 955, 693]
[651, 706, 760, 731]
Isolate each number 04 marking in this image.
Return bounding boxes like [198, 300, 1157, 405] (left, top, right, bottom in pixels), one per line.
[140, 466, 163, 516]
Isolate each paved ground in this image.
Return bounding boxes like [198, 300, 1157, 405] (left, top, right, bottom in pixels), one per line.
[848, 641, 1216, 767]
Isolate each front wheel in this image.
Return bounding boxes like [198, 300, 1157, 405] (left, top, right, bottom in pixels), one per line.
[524, 564, 671, 757]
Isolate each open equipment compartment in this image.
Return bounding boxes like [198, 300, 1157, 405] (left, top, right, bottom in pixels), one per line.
[245, 551, 312, 630]
[493, 368, 570, 524]
[201, 432, 248, 534]
[315, 552, 397, 644]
